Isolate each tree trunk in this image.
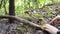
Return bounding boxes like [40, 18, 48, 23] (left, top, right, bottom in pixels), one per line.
[9, 0, 15, 23]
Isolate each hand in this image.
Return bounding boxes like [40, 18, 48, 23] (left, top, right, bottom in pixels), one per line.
[43, 24, 58, 34]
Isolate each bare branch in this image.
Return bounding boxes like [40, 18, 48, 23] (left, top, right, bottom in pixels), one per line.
[0, 15, 42, 29]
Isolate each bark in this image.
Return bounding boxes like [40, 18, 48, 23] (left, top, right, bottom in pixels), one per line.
[9, 0, 15, 23]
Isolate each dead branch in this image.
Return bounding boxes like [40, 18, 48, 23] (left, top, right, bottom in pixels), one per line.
[0, 15, 50, 34]
[0, 15, 42, 29]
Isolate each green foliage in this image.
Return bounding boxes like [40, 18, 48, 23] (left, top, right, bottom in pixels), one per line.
[0, 0, 60, 17]
[15, 0, 60, 16]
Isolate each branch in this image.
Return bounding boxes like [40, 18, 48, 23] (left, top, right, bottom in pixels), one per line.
[0, 15, 42, 29]
[0, 15, 50, 34]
